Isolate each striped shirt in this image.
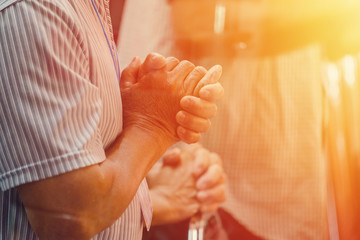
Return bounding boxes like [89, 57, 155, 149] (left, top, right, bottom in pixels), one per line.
[118, 1, 328, 239]
[0, 0, 151, 239]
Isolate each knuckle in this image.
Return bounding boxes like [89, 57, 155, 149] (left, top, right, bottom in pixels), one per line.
[180, 96, 194, 109]
[192, 66, 207, 76]
[167, 57, 180, 66]
[188, 133, 201, 144]
[181, 60, 195, 68]
[167, 56, 179, 62]
[176, 111, 188, 125]
[179, 127, 200, 144]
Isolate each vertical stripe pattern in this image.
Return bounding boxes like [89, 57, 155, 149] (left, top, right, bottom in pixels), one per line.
[118, 1, 329, 240]
[0, 0, 152, 239]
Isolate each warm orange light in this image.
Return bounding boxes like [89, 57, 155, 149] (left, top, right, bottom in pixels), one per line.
[324, 63, 341, 106]
[342, 55, 356, 86]
[214, 3, 226, 34]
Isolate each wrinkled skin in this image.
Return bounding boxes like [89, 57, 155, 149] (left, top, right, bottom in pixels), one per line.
[120, 53, 223, 144]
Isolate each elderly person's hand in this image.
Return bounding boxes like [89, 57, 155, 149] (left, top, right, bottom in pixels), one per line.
[188, 145, 226, 213]
[147, 143, 226, 225]
[120, 53, 223, 145]
[174, 57, 224, 144]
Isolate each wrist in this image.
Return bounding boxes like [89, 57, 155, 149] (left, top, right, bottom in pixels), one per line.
[106, 124, 176, 183]
[150, 188, 182, 226]
[123, 116, 179, 147]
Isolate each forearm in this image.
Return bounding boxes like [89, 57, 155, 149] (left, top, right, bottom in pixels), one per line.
[18, 125, 173, 239]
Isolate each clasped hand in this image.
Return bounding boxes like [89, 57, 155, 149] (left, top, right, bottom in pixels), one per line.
[120, 53, 223, 144]
[147, 143, 226, 225]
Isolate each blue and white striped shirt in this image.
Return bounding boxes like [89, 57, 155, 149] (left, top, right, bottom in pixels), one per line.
[0, 0, 151, 239]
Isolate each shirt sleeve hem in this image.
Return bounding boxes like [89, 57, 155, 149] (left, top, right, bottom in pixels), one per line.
[0, 149, 106, 191]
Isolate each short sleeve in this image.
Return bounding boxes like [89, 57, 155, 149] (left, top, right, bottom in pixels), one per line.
[0, 1, 106, 190]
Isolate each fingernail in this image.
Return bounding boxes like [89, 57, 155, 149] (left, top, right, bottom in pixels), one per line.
[176, 111, 186, 123]
[214, 65, 222, 72]
[210, 65, 222, 78]
[178, 126, 186, 136]
[180, 96, 192, 108]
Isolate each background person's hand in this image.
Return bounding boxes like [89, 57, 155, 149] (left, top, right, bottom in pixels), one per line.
[171, 144, 226, 214]
[176, 65, 224, 143]
[147, 147, 199, 225]
[147, 143, 226, 225]
[191, 147, 226, 213]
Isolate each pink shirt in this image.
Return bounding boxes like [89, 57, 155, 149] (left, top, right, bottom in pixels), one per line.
[0, 0, 152, 239]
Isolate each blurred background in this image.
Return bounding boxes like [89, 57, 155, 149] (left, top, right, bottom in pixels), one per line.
[116, 0, 360, 239]
[323, 55, 360, 240]
[171, 2, 360, 238]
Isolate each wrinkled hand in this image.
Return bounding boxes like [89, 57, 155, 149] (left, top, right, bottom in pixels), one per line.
[189, 145, 226, 213]
[147, 147, 199, 225]
[147, 143, 226, 225]
[176, 65, 224, 143]
[121, 53, 181, 142]
[120, 53, 223, 145]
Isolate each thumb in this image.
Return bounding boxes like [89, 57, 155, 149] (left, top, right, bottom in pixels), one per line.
[120, 57, 141, 89]
[162, 148, 181, 167]
[139, 52, 167, 78]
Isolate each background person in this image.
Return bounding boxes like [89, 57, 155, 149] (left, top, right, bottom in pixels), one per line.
[0, 0, 224, 239]
[116, 0, 360, 239]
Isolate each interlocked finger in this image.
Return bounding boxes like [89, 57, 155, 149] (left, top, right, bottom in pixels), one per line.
[166, 56, 180, 71]
[199, 82, 224, 102]
[197, 184, 226, 206]
[183, 66, 207, 95]
[177, 126, 201, 144]
[170, 60, 195, 84]
[176, 110, 211, 133]
[193, 65, 222, 97]
[180, 96, 218, 119]
[196, 164, 224, 190]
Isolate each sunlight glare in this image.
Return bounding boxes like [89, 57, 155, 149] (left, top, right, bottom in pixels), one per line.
[326, 63, 341, 104]
[342, 55, 356, 86]
[214, 3, 226, 34]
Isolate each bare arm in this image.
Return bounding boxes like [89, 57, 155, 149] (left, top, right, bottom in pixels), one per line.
[17, 53, 223, 239]
[18, 125, 171, 240]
